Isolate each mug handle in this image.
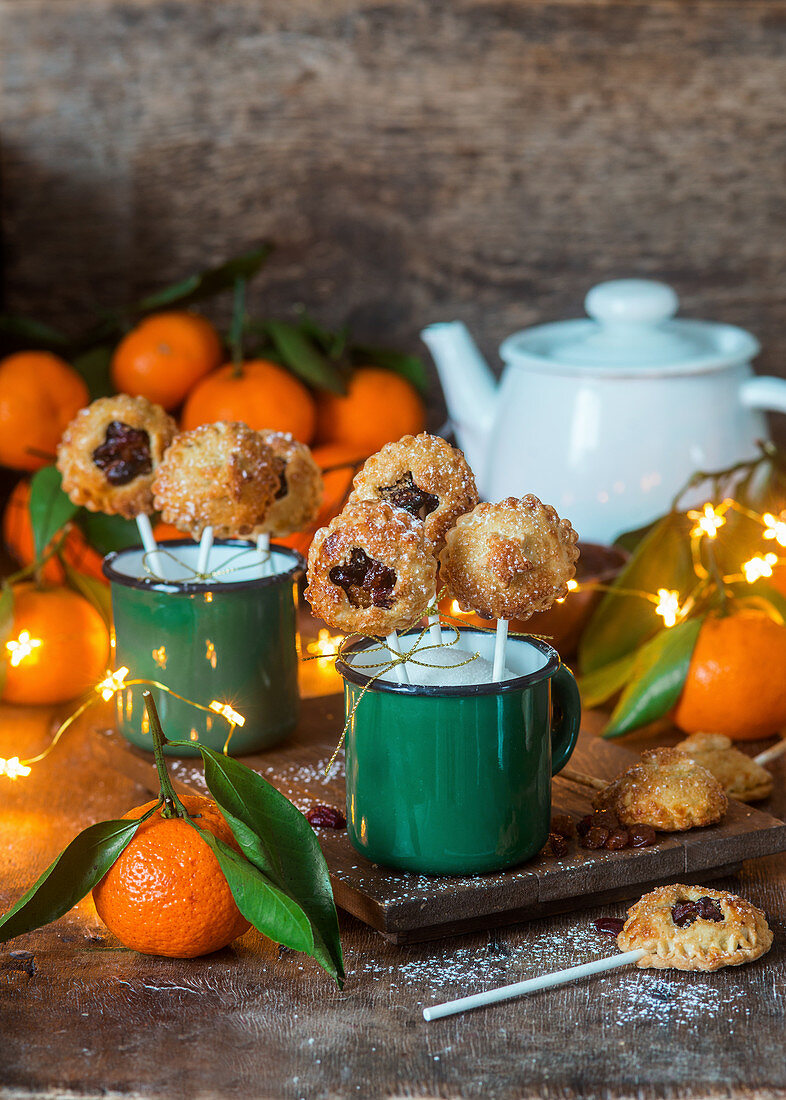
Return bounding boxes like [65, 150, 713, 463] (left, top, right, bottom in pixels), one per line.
[739, 376, 786, 415]
[550, 664, 582, 776]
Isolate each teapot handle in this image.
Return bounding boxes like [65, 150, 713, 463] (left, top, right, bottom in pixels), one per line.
[739, 376, 786, 414]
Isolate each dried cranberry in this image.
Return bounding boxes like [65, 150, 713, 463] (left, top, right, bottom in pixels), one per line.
[548, 832, 569, 858]
[306, 804, 346, 829]
[628, 824, 657, 848]
[329, 547, 397, 609]
[378, 472, 439, 521]
[92, 421, 152, 485]
[593, 810, 621, 830]
[580, 826, 610, 850]
[551, 813, 576, 839]
[594, 917, 625, 936]
[604, 828, 630, 850]
[577, 814, 595, 837]
[671, 897, 724, 927]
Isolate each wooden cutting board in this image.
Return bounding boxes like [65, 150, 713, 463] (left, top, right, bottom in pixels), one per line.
[91, 695, 786, 944]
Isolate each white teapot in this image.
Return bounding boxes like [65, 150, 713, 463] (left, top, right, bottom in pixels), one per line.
[421, 279, 786, 543]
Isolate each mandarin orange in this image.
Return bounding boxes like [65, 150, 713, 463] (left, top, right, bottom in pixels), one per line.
[0, 352, 88, 471]
[92, 794, 250, 957]
[314, 367, 425, 453]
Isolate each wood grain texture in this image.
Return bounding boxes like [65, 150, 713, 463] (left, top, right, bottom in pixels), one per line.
[2, 0, 786, 437]
[2, 691, 786, 1098]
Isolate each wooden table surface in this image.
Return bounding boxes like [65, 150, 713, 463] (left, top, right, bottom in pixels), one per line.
[1, 691, 785, 1100]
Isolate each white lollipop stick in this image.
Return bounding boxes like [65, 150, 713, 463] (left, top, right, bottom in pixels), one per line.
[492, 618, 509, 681]
[386, 631, 410, 685]
[256, 532, 272, 577]
[754, 736, 786, 766]
[135, 513, 171, 580]
[422, 949, 646, 1022]
[196, 526, 214, 577]
[427, 610, 443, 646]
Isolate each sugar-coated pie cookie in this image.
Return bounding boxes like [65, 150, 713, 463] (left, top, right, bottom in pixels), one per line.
[305, 501, 437, 636]
[57, 394, 177, 519]
[253, 431, 323, 538]
[348, 433, 478, 553]
[675, 733, 773, 803]
[439, 495, 579, 621]
[592, 747, 727, 831]
[152, 422, 279, 538]
[617, 884, 773, 971]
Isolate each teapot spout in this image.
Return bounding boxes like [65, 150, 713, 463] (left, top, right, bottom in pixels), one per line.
[420, 321, 497, 482]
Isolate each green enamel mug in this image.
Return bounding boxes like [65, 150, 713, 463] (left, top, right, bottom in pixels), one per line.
[104, 540, 304, 756]
[337, 629, 581, 875]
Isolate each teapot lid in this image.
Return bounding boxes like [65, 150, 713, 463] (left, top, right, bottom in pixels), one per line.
[500, 279, 759, 375]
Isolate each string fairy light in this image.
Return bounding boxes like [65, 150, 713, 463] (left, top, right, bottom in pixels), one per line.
[654, 588, 682, 628]
[306, 628, 346, 665]
[742, 553, 779, 584]
[762, 512, 786, 547]
[5, 630, 42, 668]
[688, 500, 728, 539]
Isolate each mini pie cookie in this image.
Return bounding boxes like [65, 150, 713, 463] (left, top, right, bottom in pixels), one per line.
[152, 422, 279, 539]
[439, 495, 579, 620]
[57, 394, 177, 519]
[305, 501, 437, 635]
[347, 433, 478, 553]
[592, 748, 727, 831]
[617, 884, 773, 971]
[675, 733, 773, 803]
[254, 431, 323, 538]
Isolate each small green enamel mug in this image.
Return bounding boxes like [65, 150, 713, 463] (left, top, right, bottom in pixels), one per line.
[104, 540, 304, 756]
[337, 629, 581, 875]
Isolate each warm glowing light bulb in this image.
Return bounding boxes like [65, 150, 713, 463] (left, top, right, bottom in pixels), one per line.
[655, 588, 681, 628]
[743, 553, 779, 583]
[96, 666, 129, 701]
[763, 512, 786, 547]
[306, 629, 345, 665]
[209, 701, 246, 727]
[5, 630, 42, 667]
[688, 503, 726, 539]
[0, 756, 32, 779]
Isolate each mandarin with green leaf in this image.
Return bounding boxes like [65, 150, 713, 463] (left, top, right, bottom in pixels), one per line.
[314, 367, 425, 453]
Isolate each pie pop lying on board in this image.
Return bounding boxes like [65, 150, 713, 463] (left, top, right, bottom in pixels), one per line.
[57, 394, 178, 519]
[675, 733, 774, 803]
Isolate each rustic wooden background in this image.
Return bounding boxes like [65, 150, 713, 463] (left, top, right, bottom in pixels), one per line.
[1, 0, 786, 425]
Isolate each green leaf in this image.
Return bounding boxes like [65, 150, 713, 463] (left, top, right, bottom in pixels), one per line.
[602, 616, 704, 738]
[577, 651, 638, 708]
[29, 467, 78, 560]
[0, 314, 70, 350]
[63, 563, 112, 628]
[0, 583, 14, 698]
[134, 245, 273, 314]
[728, 582, 786, 625]
[188, 823, 314, 955]
[351, 345, 429, 395]
[76, 511, 141, 556]
[0, 819, 141, 944]
[200, 748, 344, 985]
[264, 320, 346, 395]
[70, 345, 115, 400]
[579, 511, 695, 673]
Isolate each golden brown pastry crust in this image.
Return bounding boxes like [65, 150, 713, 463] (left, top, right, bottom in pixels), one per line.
[253, 431, 323, 538]
[439, 495, 579, 620]
[675, 733, 773, 803]
[348, 433, 478, 553]
[305, 501, 437, 636]
[617, 884, 773, 971]
[57, 394, 177, 519]
[152, 422, 279, 538]
[592, 747, 727, 831]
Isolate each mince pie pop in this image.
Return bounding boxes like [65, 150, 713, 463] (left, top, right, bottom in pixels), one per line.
[348, 433, 478, 553]
[439, 495, 579, 621]
[617, 884, 773, 972]
[675, 733, 773, 803]
[305, 501, 437, 636]
[253, 431, 323, 539]
[57, 394, 177, 519]
[152, 422, 280, 539]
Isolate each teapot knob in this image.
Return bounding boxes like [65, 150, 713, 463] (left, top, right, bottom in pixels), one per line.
[585, 279, 679, 326]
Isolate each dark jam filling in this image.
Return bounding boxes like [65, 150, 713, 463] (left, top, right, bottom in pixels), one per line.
[594, 917, 625, 937]
[378, 472, 439, 522]
[92, 421, 152, 486]
[671, 897, 724, 928]
[274, 466, 289, 501]
[329, 547, 397, 609]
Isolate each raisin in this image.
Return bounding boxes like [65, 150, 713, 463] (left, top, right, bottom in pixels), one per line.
[551, 813, 576, 839]
[628, 824, 657, 848]
[604, 828, 630, 850]
[378, 472, 439, 521]
[594, 917, 625, 936]
[329, 547, 397, 609]
[92, 421, 152, 485]
[578, 810, 620, 837]
[548, 832, 569, 858]
[306, 804, 346, 829]
[577, 814, 595, 837]
[671, 897, 724, 927]
[580, 826, 610, 850]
